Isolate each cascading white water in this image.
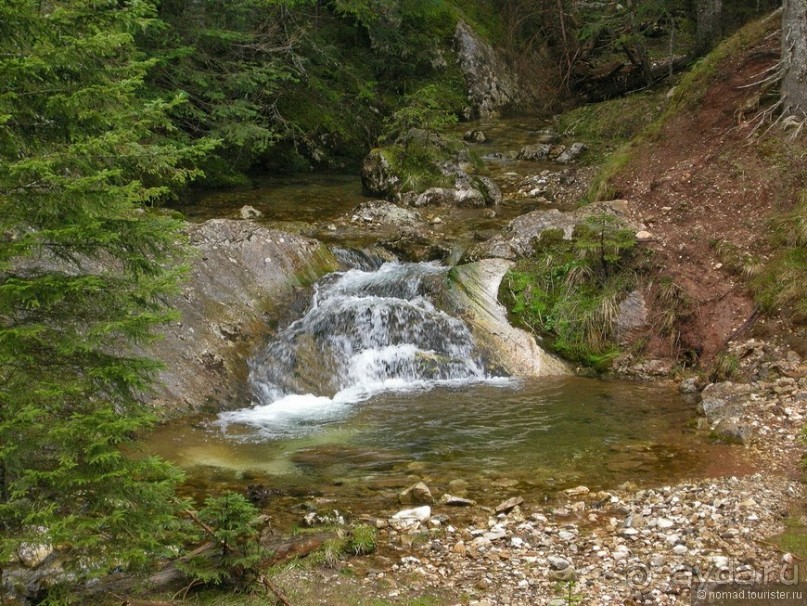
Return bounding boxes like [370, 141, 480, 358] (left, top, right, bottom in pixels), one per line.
[219, 259, 505, 437]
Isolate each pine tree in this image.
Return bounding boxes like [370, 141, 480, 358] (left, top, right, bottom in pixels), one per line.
[0, 0, 212, 592]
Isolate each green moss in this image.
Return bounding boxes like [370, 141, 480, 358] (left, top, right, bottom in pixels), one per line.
[500, 214, 637, 371]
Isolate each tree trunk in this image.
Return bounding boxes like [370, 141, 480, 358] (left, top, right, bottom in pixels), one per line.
[696, 0, 723, 54]
[782, 0, 807, 117]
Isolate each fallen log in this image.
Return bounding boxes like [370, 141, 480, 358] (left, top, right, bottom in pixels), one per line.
[574, 55, 692, 102]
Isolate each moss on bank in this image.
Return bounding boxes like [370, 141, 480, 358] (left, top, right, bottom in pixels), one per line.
[500, 215, 638, 371]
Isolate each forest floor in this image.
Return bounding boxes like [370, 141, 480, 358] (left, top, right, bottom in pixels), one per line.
[609, 20, 807, 365]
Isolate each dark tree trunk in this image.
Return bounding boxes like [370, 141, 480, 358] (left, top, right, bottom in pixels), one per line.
[696, 0, 723, 54]
[782, 0, 807, 117]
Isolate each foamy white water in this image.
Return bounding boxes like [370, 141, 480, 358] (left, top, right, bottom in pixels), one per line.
[218, 259, 510, 437]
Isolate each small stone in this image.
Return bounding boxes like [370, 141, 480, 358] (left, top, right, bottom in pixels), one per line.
[484, 529, 507, 541]
[495, 496, 524, 514]
[18, 542, 52, 568]
[655, 518, 675, 529]
[390, 506, 431, 532]
[548, 567, 576, 581]
[439, 494, 476, 507]
[398, 481, 434, 505]
[547, 555, 572, 570]
[239, 205, 262, 219]
[555, 142, 587, 163]
[636, 230, 653, 242]
[672, 544, 688, 555]
[612, 548, 629, 562]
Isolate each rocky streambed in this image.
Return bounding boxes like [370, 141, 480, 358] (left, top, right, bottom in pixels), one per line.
[274, 341, 807, 605]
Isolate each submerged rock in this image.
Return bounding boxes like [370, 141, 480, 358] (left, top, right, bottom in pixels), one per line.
[398, 482, 434, 505]
[495, 496, 524, 514]
[439, 494, 477, 507]
[463, 129, 487, 143]
[712, 418, 753, 445]
[351, 201, 422, 227]
[239, 204, 263, 219]
[518, 144, 551, 161]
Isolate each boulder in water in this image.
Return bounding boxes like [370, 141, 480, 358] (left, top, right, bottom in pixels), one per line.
[444, 259, 569, 377]
[518, 144, 551, 161]
[145, 219, 340, 413]
[398, 482, 434, 505]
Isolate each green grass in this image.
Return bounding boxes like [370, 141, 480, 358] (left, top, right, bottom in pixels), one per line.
[707, 352, 741, 382]
[500, 216, 638, 371]
[555, 89, 666, 157]
[770, 513, 807, 566]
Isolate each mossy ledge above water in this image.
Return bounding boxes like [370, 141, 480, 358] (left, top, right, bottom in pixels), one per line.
[499, 213, 641, 373]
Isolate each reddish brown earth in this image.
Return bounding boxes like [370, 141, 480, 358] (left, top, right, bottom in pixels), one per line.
[610, 29, 804, 365]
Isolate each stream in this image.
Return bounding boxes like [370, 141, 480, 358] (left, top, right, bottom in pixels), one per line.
[148, 118, 751, 526]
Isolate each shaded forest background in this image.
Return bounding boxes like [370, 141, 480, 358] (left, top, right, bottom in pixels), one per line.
[141, 0, 780, 185]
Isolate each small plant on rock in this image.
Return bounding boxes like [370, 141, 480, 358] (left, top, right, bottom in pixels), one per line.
[502, 213, 638, 370]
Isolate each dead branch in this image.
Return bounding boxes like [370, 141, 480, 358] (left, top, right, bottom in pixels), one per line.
[183, 509, 217, 541]
[260, 575, 294, 606]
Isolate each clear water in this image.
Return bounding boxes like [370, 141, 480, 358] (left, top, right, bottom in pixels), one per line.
[222, 260, 502, 439]
[143, 260, 744, 516]
[146, 120, 750, 522]
[142, 376, 746, 525]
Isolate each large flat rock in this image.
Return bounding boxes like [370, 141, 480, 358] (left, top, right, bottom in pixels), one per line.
[147, 219, 339, 413]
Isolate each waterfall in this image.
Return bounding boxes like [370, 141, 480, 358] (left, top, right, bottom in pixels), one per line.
[219, 260, 503, 437]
